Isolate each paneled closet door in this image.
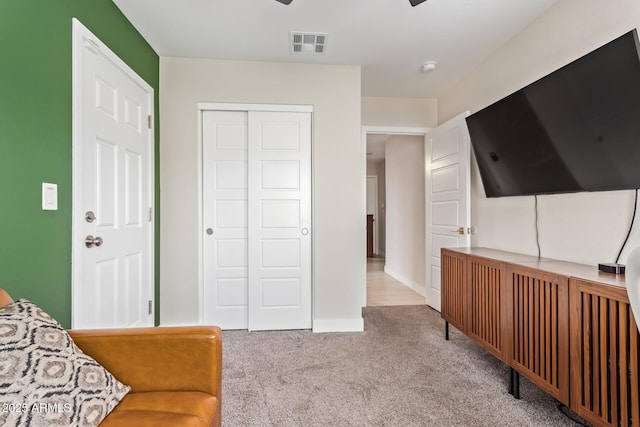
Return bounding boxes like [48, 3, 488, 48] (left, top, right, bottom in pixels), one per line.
[248, 111, 312, 331]
[202, 108, 312, 331]
[203, 111, 249, 329]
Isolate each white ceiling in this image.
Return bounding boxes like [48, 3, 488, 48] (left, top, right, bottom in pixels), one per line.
[112, 0, 558, 99]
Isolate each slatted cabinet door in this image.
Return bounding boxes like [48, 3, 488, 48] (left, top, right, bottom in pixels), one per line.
[570, 279, 640, 427]
[466, 256, 508, 361]
[441, 248, 467, 333]
[507, 265, 570, 405]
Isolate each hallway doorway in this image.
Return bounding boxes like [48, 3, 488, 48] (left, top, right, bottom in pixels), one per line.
[363, 126, 429, 307]
[366, 257, 425, 306]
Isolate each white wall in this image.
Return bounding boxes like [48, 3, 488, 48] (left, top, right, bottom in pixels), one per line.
[362, 96, 438, 128]
[366, 161, 379, 175]
[439, 0, 640, 266]
[384, 135, 426, 294]
[160, 57, 363, 331]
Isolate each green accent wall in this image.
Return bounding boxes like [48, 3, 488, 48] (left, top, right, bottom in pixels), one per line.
[0, 0, 160, 327]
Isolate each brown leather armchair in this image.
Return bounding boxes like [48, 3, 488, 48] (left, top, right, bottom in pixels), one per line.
[0, 289, 222, 427]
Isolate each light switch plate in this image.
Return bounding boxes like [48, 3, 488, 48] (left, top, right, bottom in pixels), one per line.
[42, 182, 58, 211]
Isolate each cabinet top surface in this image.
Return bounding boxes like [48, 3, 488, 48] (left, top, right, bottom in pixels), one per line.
[443, 247, 627, 289]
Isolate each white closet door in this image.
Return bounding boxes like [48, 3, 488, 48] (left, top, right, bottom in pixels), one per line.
[203, 108, 312, 331]
[247, 111, 312, 331]
[203, 111, 249, 329]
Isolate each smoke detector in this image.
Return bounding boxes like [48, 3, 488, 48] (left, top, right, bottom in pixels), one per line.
[290, 32, 328, 54]
[422, 61, 437, 72]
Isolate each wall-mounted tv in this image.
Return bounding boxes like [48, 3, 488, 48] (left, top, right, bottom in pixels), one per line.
[466, 29, 640, 198]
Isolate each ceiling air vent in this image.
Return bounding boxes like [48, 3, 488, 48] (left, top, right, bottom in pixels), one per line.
[290, 32, 328, 55]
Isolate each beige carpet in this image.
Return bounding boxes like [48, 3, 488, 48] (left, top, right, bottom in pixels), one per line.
[222, 305, 580, 426]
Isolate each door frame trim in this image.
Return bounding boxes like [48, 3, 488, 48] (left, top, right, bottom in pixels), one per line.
[361, 126, 430, 307]
[198, 102, 313, 113]
[71, 18, 155, 328]
[197, 103, 314, 326]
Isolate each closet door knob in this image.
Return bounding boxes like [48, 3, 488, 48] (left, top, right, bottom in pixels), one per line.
[301, 228, 309, 235]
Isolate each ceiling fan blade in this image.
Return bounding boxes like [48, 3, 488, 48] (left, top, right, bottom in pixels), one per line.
[409, 0, 427, 6]
[275, 0, 294, 4]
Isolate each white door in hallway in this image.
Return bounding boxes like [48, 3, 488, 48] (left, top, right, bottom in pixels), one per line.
[425, 112, 471, 311]
[72, 19, 154, 329]
[366, 176, 378, 256]
[202, 107, 312, 330]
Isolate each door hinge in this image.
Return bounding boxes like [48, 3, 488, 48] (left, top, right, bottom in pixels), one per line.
[148, 300, 153, 315]
[148, 115, 152, 129]
[149, 207, 153, 222]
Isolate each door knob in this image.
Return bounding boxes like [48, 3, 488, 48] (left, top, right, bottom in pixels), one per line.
[450, 227, 472, 235]
[301, 228, 309, 235]
[85, 235, 103, 248]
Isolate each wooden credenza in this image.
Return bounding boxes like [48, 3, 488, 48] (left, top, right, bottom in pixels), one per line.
[441, 247, 639, 427]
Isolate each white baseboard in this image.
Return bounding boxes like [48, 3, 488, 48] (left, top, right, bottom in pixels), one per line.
[312, 317, 364, 333]
[161, 318, 365, 333]
[383, 266, 426, 297]
[159, 322, 201, 327]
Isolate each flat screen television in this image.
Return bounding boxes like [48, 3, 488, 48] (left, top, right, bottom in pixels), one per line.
[466, 29, 640, 198]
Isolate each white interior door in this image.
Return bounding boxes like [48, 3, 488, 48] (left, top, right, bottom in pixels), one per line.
[72, 19, 154, 329]
[203, 111, 249, 329]
[202, 107, 312, 331]
[366, 176, 378, 255]
[248, 111, 312, 331]
[425, 112, 471, 311]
